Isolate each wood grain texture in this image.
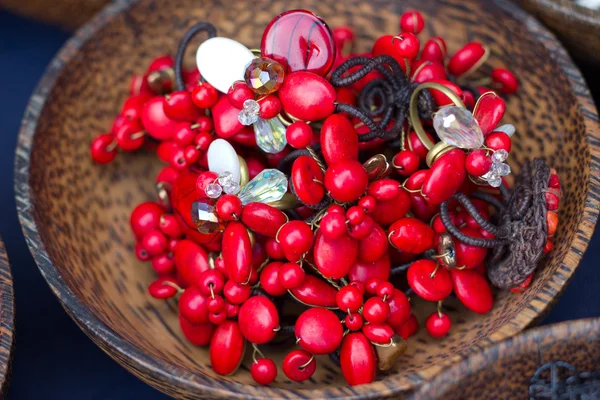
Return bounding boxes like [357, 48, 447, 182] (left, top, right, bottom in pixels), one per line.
[516, 0, 600, 64]
[0, 237, 15, 399]
[13, 0, 600, 398]
[411, 318, 600, 399]
[0, 0, 108, 31]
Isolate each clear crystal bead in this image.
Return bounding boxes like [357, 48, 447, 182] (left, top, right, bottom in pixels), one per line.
[243, 99, 260, 114]
[492, 149, 508, 163]
[492, 162, 511, 176]
[433, 106, 484, 149]
[493, 124, 516, 137]
[487, 175, 502, 187]
[238, 110, 259, 126]
[191, 200, 223, 234]
[218, 172, 233, 186]
[205, 183, 223, 198]
[223, 181, 241, 195]
[238, 169, 288, 205]
[254, 117, 287, 154]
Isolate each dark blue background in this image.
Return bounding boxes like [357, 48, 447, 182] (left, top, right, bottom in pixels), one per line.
[0, 9, 598, 400]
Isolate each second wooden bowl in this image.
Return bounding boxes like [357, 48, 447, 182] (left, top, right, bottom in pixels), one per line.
[15, 0, 600, 398]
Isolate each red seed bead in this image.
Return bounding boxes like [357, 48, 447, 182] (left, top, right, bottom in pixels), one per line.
[345, 312, 364, 331]
[336, 285, 364, 312]
[325, 160, 369, 202]
[141, 230, 168, 256]
[195, 115, 214, 132]
[466, 149, 492, 177]
[179, 286, 209, 325]
[209, 311, 227, 325]
[260, 262, 287, 297]
[238, 296, 279, 344]
[340, 332, 377, 386]
[225, 302, 239, 318]
[451, 269, 493, 314]
[265, 237, 285, 259]
[286, 121, 313, 149]
[258, 94, 282, 120]
[399, 10, 425, 34]
[163, 90, 200, 122]
[135, 242, 150, 261]
[346, 206, 366, 226]
[546, 191, 560, 211]
[278, 71, 336, 121]
[156, 166, 180, 186]
[389, 217, 435, 254]
[291, 155, 326, 206]
[295, 308, 344, 354]
[511, 274, 534, 294]
[194, 131, 213, 152]
[207, 295, 225, 313]
[319, 212, 348, 239]
[421, 37, 447, 64]
[387, 289, 411, 329]
[251, 358, 278, 385]
[282, 350, 316, 382]
[115, 120, 145, 152]
[363, 297, 390, 324]
[547, 211, 559, 236]
[215, 194, 243, 221]
[491, 68, 519, 94]
[368, 179, 400, 201]
[425, 312, 451, 338]
[227, 81, 254, 109]
[376, 282, 394, 301]
[151, 253, 175, 275]
[148, 277, 179, 299]
[358, 196, 377, 214]
[455, 227, 488, 268]
[485, 132, 512, 153]
[223, 281, 251, 305]
[122, 93, 151, 119]
[197, 269, 225, 297]
[169, 147, 187, 170]
[348, 216, 375, 240]
[448, 42, 487, 77]
[278, 262, 305, 290]
[173, 123, 197, 147]
[90, 134, 117, 164]
[184, 145, 200, 164]
[131, 202, 164, 239]
[407, 259, 453, 302]
[191, 83, 219, 108]
[393, 150, 420, 177]
[392, 32, 420, 59]
[159, 215, 183, 238]
[366, 278, 382, 295]
[179, 316, 215, 346]
[278, 221, 314, 260]
[544, 238, 555, 254]
[142, 97, 179, 141]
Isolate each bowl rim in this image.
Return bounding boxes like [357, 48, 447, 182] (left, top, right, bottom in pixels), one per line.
[14, 0, 600, 398]
[526, 0, 600, 24]
[0, 237, 16, 397]
[410, 317, 600, 399]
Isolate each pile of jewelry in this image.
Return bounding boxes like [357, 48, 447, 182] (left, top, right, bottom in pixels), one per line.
[90, 9, 561, 386]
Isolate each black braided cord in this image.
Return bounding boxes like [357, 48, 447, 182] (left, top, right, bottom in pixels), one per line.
[174, 22, 217, 91]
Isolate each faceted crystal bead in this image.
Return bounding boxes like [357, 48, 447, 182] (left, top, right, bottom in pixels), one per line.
[492, 162, 511, 176]
[244, 57, 285, 95]
[191, 200, 223, 234]
[492, 149, 508, 163]
[218, 172, 233, 186]
[243, 99, 260, 114]
[487, 175, 502, 187]
[433, 106, 484, 149]
[238, 169, 288, 205]
[223, 181, 241, 195]
[254, 117, 288, 154]
[205, 183, 223, 198]
[238, 110, 259, 126]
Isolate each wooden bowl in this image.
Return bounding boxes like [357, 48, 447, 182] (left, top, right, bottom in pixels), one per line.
[0, 0, 108, 30]
[14, 0, 600, 398]
[516, 0, 600, 64]
[0, 236, 15, 399]
[412, 317, 600, 399]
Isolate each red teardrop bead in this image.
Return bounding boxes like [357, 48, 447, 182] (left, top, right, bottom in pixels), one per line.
[473, 93, 505, 136]
[451, 269, 494, 314]
[421, 149, 467, 205]
[210, 321, 245, 375]
[340, 332, 377, 386]
[291, 275, 337, 308]
[238, 296, 279, 344]
[241, 202, 288, 237]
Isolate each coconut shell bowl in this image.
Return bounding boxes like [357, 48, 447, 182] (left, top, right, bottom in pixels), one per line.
[14, 0, 600, 398]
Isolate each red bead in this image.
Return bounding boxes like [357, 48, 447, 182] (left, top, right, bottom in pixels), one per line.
[313, 230, 358, 279]
[179, 316, 215, 346]
[151, 253, 175, 275]
[386, 289, 411, 329]
[261, 10, 336, 76]
[291, 274, 338, 307]
[135, 242, 150, 261]
[393, 150, 420, 177]
[346, 206, 365, 226]
[291, 156, 325, 206]
[147, 55, 174, 73]
[241, 202, 288, 237]
[192, 83, 219, 108]
[426, 312, 451, 338]
[278, 262, 305, 289]
[466, 149, 492, 177]
[473, 93, 506, 136]
[130, 202, 164, 239]
[404, 130, 432, 160]
[455, 227, 488, 268]
[265, 237, 285, 259]
[258, 95, 281, 120]
[141, 97, 179, 140]
[368, 179, 400, 201]
[376, 282, 394, 300]
[336, 285, 364, 312]
[169, 146, 187, 170]
[227, 81, 254, 109]
[372, 35, 410, 72]
[348, 215, 374, 240]
[159, 214, 183, 238]
[210, 321, 245, 375]
[195, 115, 214, 132]
[278, 71, 336, 121]
[399, 10, 425, 34]
[183, 145, 200, 164]
[282, 350, 316, 382]
[451, 269, 493, 314]
[296, 308, 343, 355]
[156, 166, 180, 186]
[197, 269, 225, 297]
[363, 297, 390, 324]
[211, 95, 245, 139]
[286, 121, 313, 149]
[340, 333, 376, 386]
[349, 255, 391, 284]
[397, 314, 419, 339]
[426, 79, 464, 107]
[115, 119, 145, 152]
[363, 323, 394, 345]
[319, 212, 348, 239]
[163, 90, 201, 122]
[325, 160, 368, 203]
[392, 32, 420, 59]
[485, 132, 512, 152]
[172, 123, 197, 147]
[371, 190, 412, 226]
[421, 149, 467, 205]
[260, 262, 287, 296]
[421, 37, 447, 64]
[358, 196, 377, 213]
[448, 42, 487, 77]
[345, 312, 364, 331]
[148, 277, 179, 299]
[389, 217, 435, 254]
[207, 295, 226, 313]
[225, 302, 239, 318]
[238, 296, 279, 344]
[215, 194, 242, 221]
[208, 310, 227, 325]
[320, 114, 359, 166]
[194, 131, 213, 152]
[222, 221, 253, 283]
[90, 134, 117, 164]
[223, 281, 251, 305]
[179, 286, 209, 324]
[173, 239, 209, 288]
[141, 230, 168, 256]
[491, 68, 519, 94]
[407, 259, 452, 302]
[251, 358, 278, 385]
[511, 274, 534, 294]
[121, 93, 151, 120]
[278, 221, 314, 261]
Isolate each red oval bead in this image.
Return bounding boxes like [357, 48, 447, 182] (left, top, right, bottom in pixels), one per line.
[448, 42, 487, 77]
[340, 332, 376, 386]
[491, 68, 519, 94]
[397, 314, 419, 339]
[368, 179, 400, 201]
[320, 114, 359, 166]
[291, 275, 337, 308]
[222, 221, 253, 283]
[261, 10, 336, 76]
[313, 230, 358, 279]
[223, 280, 251, 305]
[174, 239, 209, 288]
[407, 259, 453, 302]
[179, 286, 209, 324]
[363, 297, 390, 324]
[389, 217, 435, 253]
[387, 289, 412, 329]
[141, 97, 179, 140]
[241, 202, 288, 237]
[451, 269, 494, 314]
[278, 220, 314, 261]
[291, 155, 325, 206]
[163, 90, 201, 122]
[148, 277, 178, 299]
[426, 79, 464, 107]
[130, 202, 164, 239]
[211, 95, 244, 139]
[324, 160, 369, 203]
[259, 262, 287, 296]
[278, 71, 336, 121]
[295, 308, 343, 354]
[210, 321, 245, 375]
[363, 323, 394, 344]
[370, 189, 411, 226]
[358, 224, 389, 263]
[405, 170, 439, 220]
[372, 35, 410, 72]
[348, 254, 391, 284]
[238, 296, 279, 344]
[473, 93, 506, 136]
[179, 316, 215, 346]
[348, 215, 374, 240]
[455, 227, 488, 268]
[485, 132, 512, 153]
[421, 37, 447, 64]
[283, 349, 316, 382]
[422, 149, 467, 205]
[412, 61, 447, 83]
[466, 149, 492, 177]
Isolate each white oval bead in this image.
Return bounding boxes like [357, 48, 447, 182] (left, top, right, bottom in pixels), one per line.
[196, 37, 254, 93]
[207, 139, 241, 184]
